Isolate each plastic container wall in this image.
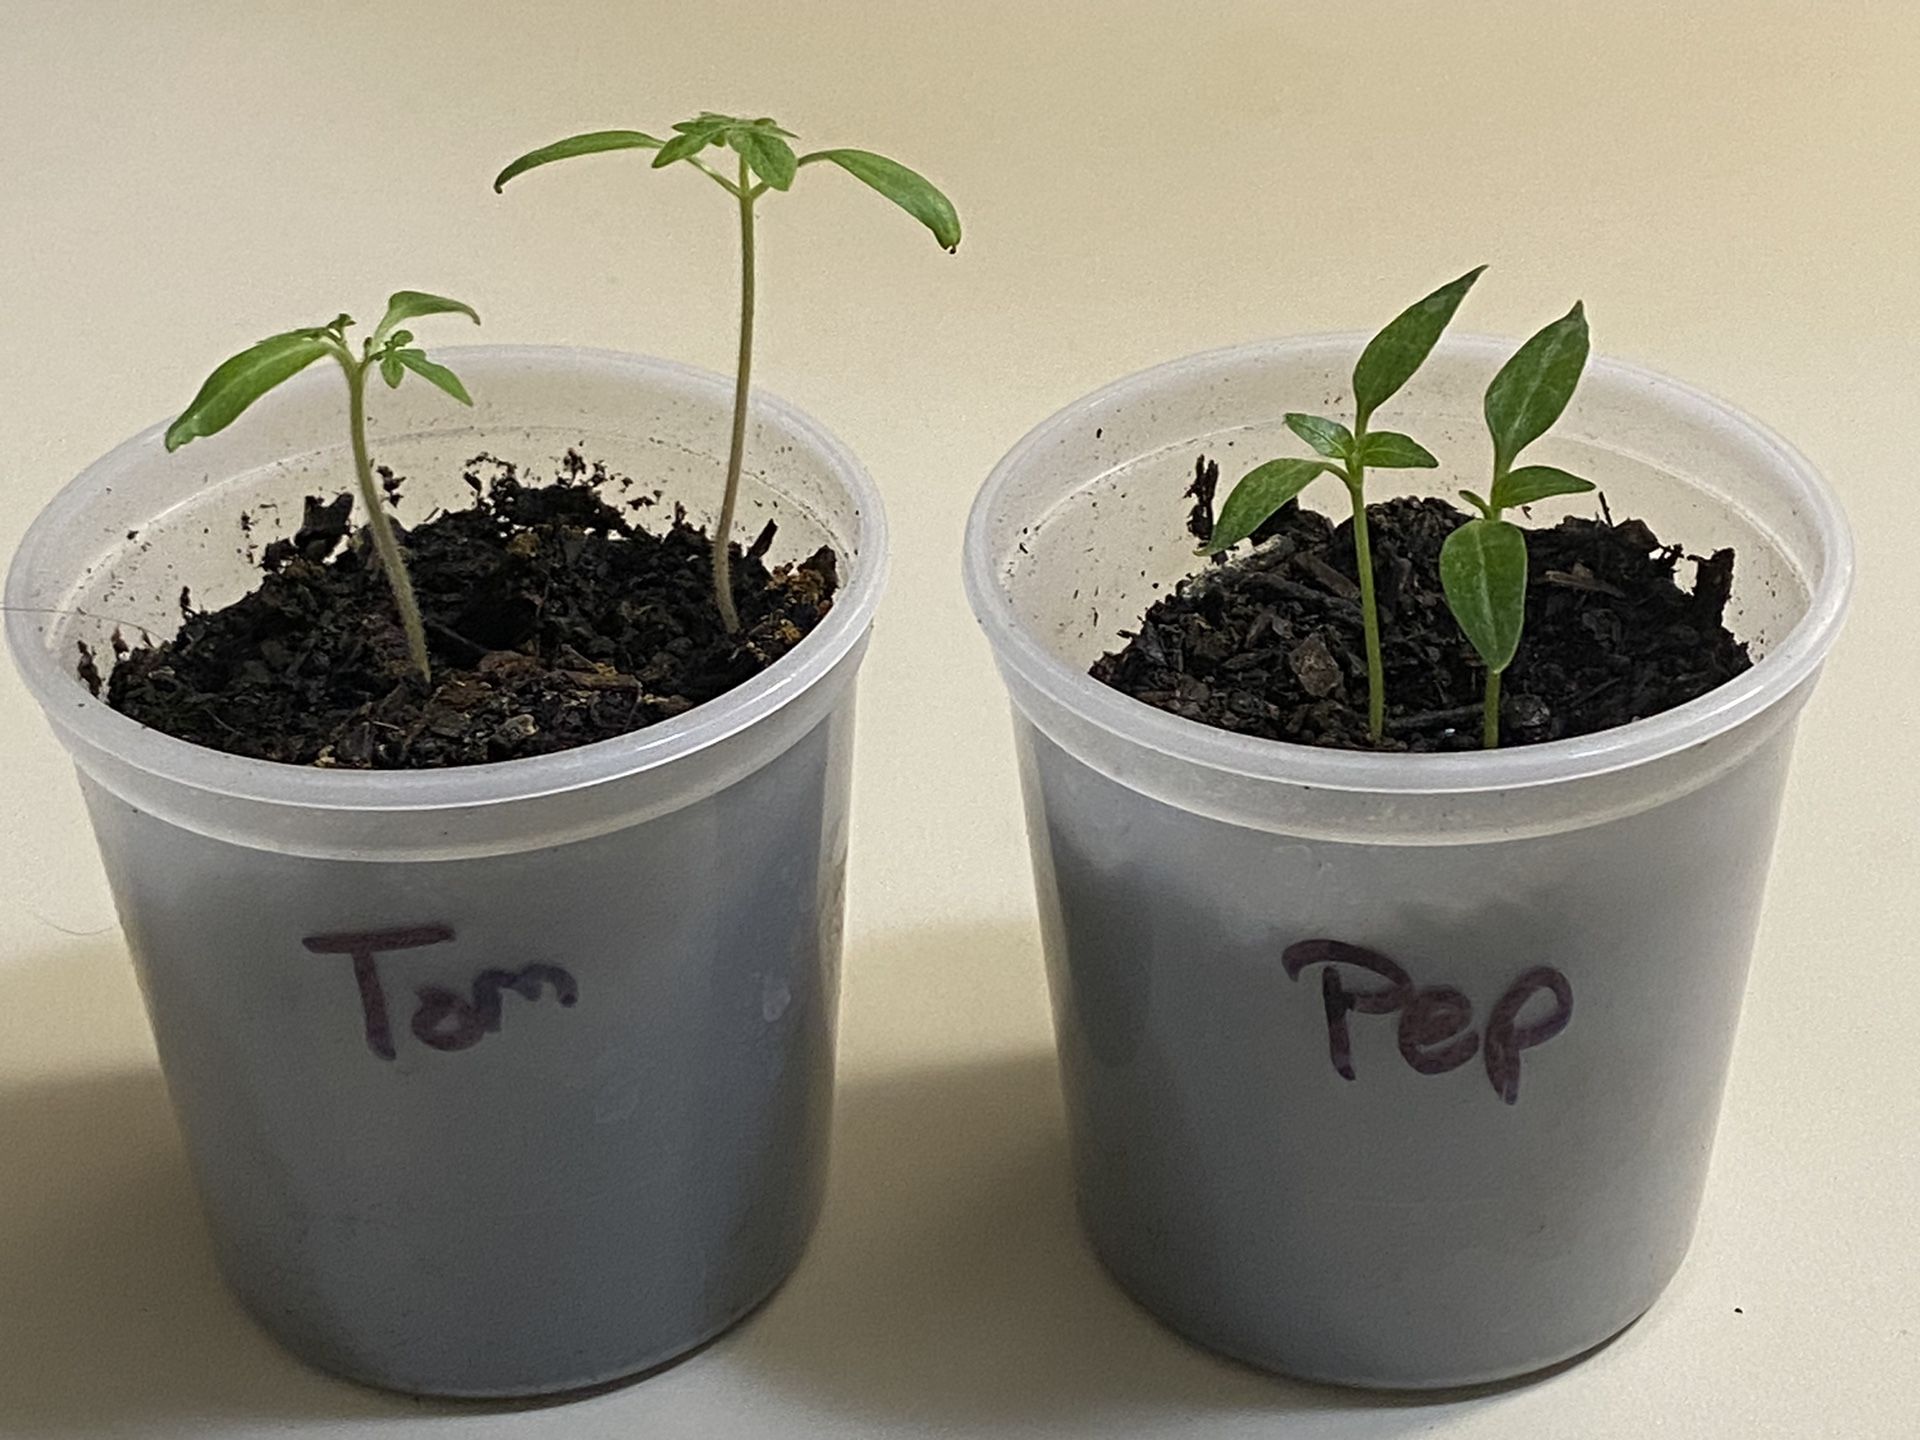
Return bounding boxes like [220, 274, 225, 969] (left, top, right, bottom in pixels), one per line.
[7, 347, 887, 1396]
[964, 336, 1851, 1386]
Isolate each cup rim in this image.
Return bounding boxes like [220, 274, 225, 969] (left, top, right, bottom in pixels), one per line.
[5, 344, 889, 812]
[962, 332, 1854, 796]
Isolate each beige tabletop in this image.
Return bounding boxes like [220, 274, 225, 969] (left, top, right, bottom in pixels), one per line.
[2, 2, 1915, 1436]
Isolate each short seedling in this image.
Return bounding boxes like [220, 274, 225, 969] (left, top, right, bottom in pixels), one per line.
[165, 293, 481, 682]
[1439, 303, 1595, 748]
[1203, 267, 1485, 741]
[495, 113, 961, 632]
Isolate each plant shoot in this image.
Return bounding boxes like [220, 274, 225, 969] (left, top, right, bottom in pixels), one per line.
[495, 113, 961, 632]
[165, 293, 481, 682]
[1204, 267, 1485, 740]
[1440, 302, 1596, 748]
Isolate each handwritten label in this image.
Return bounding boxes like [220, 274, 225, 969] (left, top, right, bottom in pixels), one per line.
[302, 925, 579, 1061]
[1281, 939, 1572, 1105]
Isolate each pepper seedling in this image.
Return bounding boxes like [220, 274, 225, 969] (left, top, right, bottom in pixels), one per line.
[495, 113, 961, 633]
[1203, 267, 1485, 741]
[1439, 302, 1596, 749]
[164, 292, 481, 683]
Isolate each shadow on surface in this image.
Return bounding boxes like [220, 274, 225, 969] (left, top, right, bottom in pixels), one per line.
[736, 921, 1597, 1430]
[0, 1062, 413, 1432]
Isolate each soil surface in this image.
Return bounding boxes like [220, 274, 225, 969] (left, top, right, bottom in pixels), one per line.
[1091, 457, 1750, 751]
[102, 453, 837, 768]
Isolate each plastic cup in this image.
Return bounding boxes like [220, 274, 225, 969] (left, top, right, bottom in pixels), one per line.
[6, 346, 887, 1397]
[963, 335, 1852, 1388]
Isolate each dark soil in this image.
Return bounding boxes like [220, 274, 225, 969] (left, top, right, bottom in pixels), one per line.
[1090, 457, 1751, 751]
[102, 453, 837, 768]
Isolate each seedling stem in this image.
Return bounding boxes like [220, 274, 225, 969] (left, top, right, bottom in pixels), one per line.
[342, 353, 432, 679]
[1343, 451, 1387, 740]
[714, 152, 758, 631]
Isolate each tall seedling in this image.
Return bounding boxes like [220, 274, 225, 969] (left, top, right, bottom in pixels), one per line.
[496, 114, 961, 632]
[1440, 303, 1596, 748]
[165, 293, 482, 682]
[1204, 267, 1485, 741]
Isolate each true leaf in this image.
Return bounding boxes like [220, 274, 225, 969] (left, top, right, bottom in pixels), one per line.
[1283, 412, 1353, 460]
[654, 128, 722, 168]
[1357, 430, 1439, 469]
[1491, 463, 1595, 511]
[678, 116, 738, 150]
[732, 128, 797, 190]
[164, 333, 335, 452]
[394, 349, 473, 406]
[1459, 488, 1493, 516]
[1485, 301, 1589, 477]
[799, 148, 961, 251]
[1440, 517, 1529, 672]
[1205, 458, 1338, 553]
[380, 349, 404, 387]
[375, 291, 479, 339]
[1351, 265, 1486, 428]
[493, 130, 664, 191]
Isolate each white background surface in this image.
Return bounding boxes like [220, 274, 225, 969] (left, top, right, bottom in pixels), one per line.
[1, 2, 1915, 1435]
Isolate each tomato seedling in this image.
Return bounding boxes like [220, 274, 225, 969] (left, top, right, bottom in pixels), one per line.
[496, 114, 960, 632]
[165, 292, 481, 682]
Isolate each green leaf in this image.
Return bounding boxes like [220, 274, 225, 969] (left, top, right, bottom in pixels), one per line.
[394, 349, 473, 406]
[1440, 517, 1529, 673]
[672, 114, 736, 134]
[1283, 412, 1353, 459]
[1491, 463, 1595, 511]
[380, 349, 404, 388]
[732, 128, 797, 190]
[799, 148, 962, 251]
[1459, 488, 1493, 517]
[1485, 301, 1590, 477]
[1204, 458, 1339, 553]
[163, 333, 335, 452]
[493, 130, 665, 191]
[1351, 265, 1486, 428]
[1357, 430, 1439, 469]
[654, 127, 723, 168]
[374, 291, 479, 340]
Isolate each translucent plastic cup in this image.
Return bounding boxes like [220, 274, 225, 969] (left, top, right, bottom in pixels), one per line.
[6, 347, 887, 1397]
[963, 335, 1852, 1388]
